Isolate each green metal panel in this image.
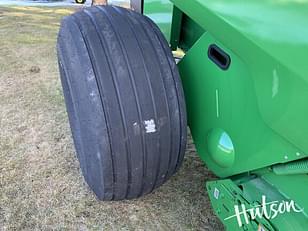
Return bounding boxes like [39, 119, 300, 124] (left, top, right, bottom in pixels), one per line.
[172, 1, 308, 229]
[143, 0, 173, 42]
[178, 32, 307, 177]
[143, 1, 205, 51]
[260, 171, 308, 220]
[207, 172, 308, 230]
[169, 6, 205, 52]
[146, 0, 308, 229]
[207, 179, 275, 231]
[176, 13, 204, 51]
[174, 0, 308, 177]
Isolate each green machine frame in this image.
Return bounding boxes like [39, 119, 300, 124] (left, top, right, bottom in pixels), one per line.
[142, 0, 308, 230]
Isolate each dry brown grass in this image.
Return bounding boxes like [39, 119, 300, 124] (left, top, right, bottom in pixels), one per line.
[0, 6, 223, 230]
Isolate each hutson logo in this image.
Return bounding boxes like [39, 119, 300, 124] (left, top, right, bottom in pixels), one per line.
[224, 195, 303, 227]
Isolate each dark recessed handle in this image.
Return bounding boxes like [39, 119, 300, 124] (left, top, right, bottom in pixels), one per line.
[208, 44, 231, 70]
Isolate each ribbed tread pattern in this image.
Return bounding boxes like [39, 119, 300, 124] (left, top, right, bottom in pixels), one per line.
[57, 6, 187, 200]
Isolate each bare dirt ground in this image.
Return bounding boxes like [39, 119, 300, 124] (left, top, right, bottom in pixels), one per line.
[0, 6, 224, 230]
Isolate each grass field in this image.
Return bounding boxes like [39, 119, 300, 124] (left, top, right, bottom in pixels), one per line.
[0, 6, 223, 230]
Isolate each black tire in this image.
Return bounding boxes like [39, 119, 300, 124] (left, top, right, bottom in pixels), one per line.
[75, 0, 86, 4]
[57, 6, 187, 200]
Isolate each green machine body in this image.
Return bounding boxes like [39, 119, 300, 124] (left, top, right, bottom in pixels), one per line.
[143, 0, 308, 230]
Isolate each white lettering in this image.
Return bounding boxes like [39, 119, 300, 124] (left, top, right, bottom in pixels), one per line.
[224, 196, 303, 227]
